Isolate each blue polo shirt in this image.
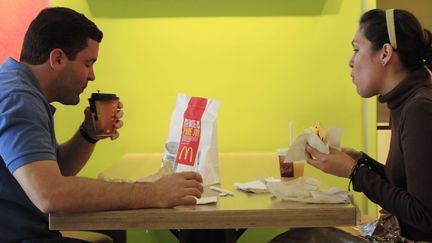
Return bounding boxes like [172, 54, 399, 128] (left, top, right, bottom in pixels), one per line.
[0, 57, 60, 241]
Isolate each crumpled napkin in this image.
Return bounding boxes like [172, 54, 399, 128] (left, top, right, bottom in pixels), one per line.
[285, 126, 342, 162]
[266, 177, 351, 204]
[234, 177, 279, 193]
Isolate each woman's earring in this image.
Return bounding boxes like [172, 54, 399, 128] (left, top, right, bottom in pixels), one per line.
[381, 60, 386, 65]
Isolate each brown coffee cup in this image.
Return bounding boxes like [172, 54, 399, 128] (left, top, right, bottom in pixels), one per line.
[277, 148, 304, 181]
[88, 92, 119, 137]
[279, 160, 305, 181]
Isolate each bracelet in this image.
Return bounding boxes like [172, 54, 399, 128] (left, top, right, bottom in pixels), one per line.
[348, 152, 372, 191]
[79, 122, 99, 144]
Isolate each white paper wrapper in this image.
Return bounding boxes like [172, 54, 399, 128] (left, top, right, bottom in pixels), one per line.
[234, 177, 279, 193]
[266, 177, 351, 204]
[285, 126, 342, 162]
[196, 196, 218, 204]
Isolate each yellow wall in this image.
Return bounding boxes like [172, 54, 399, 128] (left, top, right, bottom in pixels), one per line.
[51, 0, 369, 242]
[51, 0, 364, 174]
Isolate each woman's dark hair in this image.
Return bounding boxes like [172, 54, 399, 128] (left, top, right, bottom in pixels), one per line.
[20, 7, 103, 65]
[360, 9, 432, 71]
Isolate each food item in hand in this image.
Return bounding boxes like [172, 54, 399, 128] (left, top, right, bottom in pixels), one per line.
[306, 121, 327, 143]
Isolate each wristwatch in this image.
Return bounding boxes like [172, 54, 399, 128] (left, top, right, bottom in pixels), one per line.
[79, 122, 99, 144]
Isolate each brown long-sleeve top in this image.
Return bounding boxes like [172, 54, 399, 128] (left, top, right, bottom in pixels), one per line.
[352, 67, 432, 241]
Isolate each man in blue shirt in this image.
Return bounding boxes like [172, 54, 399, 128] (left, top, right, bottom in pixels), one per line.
[0, 7, 203, 242]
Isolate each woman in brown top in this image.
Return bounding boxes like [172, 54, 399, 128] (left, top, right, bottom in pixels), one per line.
[300, 9, 432, 241]
[272, 8, 432, 243]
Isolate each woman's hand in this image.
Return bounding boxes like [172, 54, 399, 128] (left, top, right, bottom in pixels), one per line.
[305, 143, 356, 178]
[341, 147, 362, 161]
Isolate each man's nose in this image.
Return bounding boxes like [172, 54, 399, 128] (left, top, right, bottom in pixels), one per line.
[88, 67, 95, 81]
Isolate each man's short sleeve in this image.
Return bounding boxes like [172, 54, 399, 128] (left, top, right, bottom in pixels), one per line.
[0, 92, 57, 173]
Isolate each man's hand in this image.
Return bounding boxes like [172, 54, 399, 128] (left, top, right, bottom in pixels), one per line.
[83, 101, 124, 141]
[147, 172, 204, 208]
[305, 144, 356, 178]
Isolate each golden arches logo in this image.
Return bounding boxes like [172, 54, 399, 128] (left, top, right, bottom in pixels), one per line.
[179, 146, 194, 162]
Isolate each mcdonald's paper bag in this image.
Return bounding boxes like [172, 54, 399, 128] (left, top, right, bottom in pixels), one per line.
[162, 93, 221, 186]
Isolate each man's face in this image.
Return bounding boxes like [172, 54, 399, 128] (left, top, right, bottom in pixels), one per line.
[348, 27, 384, 98]
[56, 38, 99, 105]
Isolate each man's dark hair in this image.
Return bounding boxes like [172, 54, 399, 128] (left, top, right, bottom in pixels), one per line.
[20, 7, 103, 65]
[360, 9, 432, 71]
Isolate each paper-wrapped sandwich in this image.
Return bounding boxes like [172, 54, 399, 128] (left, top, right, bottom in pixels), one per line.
[285, 122, 342, 162]
[278, 122, 339, 181]
[307, 122, 327, 143]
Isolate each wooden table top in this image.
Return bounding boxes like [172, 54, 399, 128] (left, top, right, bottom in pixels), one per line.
[49, 152, 359, 230]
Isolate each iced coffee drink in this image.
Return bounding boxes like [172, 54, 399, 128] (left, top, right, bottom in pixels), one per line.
[277, 148, 304, 181]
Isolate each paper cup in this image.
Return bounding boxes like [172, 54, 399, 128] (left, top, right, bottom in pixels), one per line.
[89, 92, 119, 137]
[277, 148, 288, 163]
[279, 161, 305, 181]
[292, 161, 305, 178]
[277, 148, 305, 181]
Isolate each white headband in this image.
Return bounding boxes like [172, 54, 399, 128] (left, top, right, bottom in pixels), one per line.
[385, 9, 397, 50]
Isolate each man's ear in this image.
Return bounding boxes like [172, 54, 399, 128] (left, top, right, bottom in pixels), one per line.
[380, 43, 394, 66]
[49, 49, 67, 70]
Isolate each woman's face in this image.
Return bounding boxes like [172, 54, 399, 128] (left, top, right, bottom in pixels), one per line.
[349, 27, 384, 98]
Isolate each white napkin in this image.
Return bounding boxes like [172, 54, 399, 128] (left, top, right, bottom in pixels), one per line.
[234, 177, 279, 193]
[266, 177, 351, 204]
[285, 126, 342, 162]
[209, 186, 234, 196]
[196, 196, 218, 204]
